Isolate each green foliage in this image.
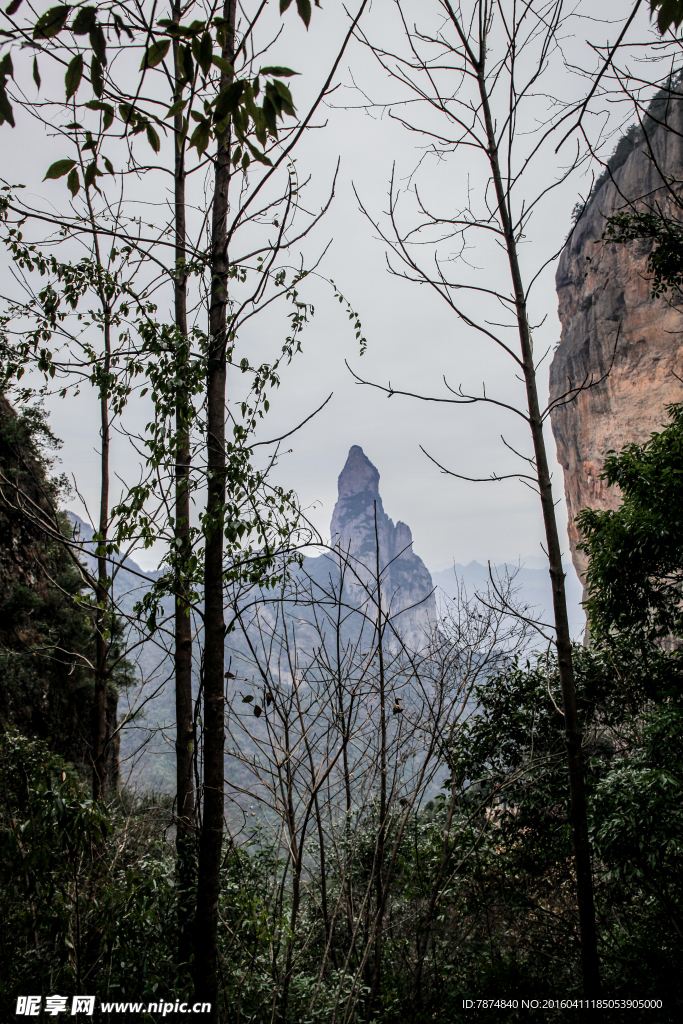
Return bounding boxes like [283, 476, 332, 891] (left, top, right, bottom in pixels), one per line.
[0, 0, 319, 178]
[280, 0, 321, 30]
[603, 211, 683, 298]
[0, 395, 135, 779]
[0, 399, 90, 756]
[651, 0, 683, 34]
[577, 402, 683, 641]
[0, 732, 182, 1018]
[592, 705, 683, 897]
[433, 648, 683, 1017]
[43, 158, 78, 181]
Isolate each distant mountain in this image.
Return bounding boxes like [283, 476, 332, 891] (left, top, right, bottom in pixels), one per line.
[306, 445, 435, 648]
[65, 458, 585, 793]
[430, 560, 585, 640]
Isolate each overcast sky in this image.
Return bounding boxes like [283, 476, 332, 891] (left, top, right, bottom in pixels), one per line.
[1, 0, 656, 595]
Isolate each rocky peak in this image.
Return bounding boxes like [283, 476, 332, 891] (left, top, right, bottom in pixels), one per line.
[395, 521, 413, 554]
[329, 446, 435, 647]
[337, 444, 380, 499]
[330, 446, 385, 552]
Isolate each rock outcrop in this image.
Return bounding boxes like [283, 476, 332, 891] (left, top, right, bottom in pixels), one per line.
[549, 94, 683, 586]
[329, 445, 435, 646]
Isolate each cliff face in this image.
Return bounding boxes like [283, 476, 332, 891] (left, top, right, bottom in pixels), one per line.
[549, 98, 683, 586]
[329, 445, 435, 646]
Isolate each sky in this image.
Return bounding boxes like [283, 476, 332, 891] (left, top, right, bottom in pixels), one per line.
[0, 0, 658, 595]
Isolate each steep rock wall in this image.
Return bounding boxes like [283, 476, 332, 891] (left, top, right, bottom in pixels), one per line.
[549, 98, 683, 586]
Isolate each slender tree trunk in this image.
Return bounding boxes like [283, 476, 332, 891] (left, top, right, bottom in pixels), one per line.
[279, 753, 301, 1023]
[408, 782, 458, 1018]
[303, 705, 337, 971]
[367, 503, 387, 1016]
[173, 0, 196, 973]
[92, 314, 111, 802]
[475, 55, 601, 998]
[194, 2, 237, 1016]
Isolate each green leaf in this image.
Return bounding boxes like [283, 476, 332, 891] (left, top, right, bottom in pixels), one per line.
[89, 23, 107, 65]
[179, 44, 194, 83]
[83, 159, 100, 189]
[112, 12, 131, 41]
[32, 56, 40, 90]
[262, 95, 277, 138]
[189, 118, 210, 156]
[0, 82, 14, 127]
[118, 102, 135, 125]
[245, 138, 272, 166]
[85, 100, 114, 130]
[71, 5, 96, 34]
[5, 0, 24, 15]
[146, 123, 160, 153]
[0, 52, 13, 78]
[165, 97, 188, 119]
[91, 56, 103, 97]
[252, 107, 267, 148]
[296, 0, 312, 27]
[140, 38, 170, 71]
[103, 155, 114, 174]
[198, 31, 212, 76]
[44, 158, 77, 180]
[212, 55, 234, 75]
[65, 53, 83, 100]
[273, 78, 295, 114]
[66, 166, 80, 196]
[33, 5, 70, 39]
[214, 80, 244, 122]
[260, 66, 299, 77]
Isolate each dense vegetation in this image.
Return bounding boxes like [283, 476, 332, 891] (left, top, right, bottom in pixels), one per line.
[2, 632, 682, 1022]
[0, 396, 126, 776]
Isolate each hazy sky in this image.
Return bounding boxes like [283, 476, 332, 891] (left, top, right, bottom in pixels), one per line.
[1, 0, 655, 590]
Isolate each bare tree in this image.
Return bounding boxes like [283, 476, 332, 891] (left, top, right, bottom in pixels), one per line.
[221, 532, 530, 1021]
[341, 0, 637, 995]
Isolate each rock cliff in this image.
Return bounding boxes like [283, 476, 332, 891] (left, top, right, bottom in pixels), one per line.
[328, 445, 435, 646]
[549, 94, 683, 587]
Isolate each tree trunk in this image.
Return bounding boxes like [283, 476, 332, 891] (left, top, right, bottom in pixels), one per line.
[173, 0, 196, 974]
[194, 2, 237, 1017]
[408, 784, 458, 1018]
[92, 314, 111, 802]
[366, 502, 387, 1017]
[476, 57, 601, 998]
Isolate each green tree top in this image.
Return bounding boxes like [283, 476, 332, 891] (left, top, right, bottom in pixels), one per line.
[578, 402, 683, 642]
